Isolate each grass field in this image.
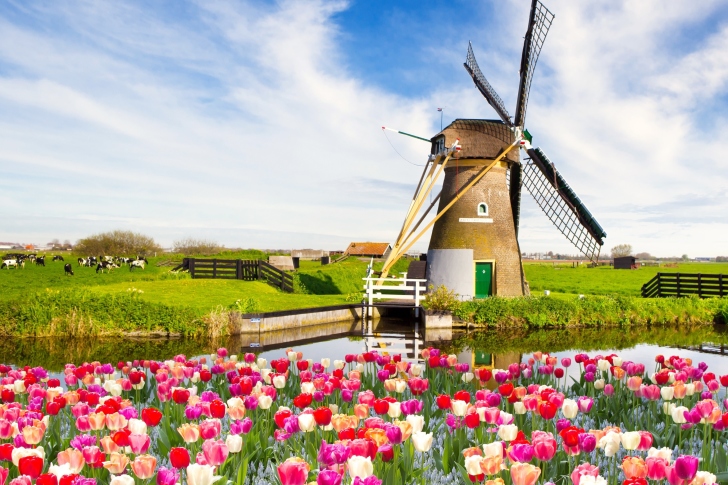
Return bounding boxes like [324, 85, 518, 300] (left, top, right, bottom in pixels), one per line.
[523, 262, 728, 297]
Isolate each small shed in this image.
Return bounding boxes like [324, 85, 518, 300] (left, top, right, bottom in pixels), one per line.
[614, 256, 638, 269]
[344, 242, 392, 259]
[291, 249, 329, 260]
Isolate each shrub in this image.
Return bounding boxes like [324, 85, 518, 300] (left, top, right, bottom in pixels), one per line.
[230, 297, 261, 314]
[74, 230, 161, 256]
[424, 285, 460, 312]
[173, 238, 224, 256]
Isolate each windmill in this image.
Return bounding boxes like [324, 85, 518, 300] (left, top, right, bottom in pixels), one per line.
[379, 0, 606, 298]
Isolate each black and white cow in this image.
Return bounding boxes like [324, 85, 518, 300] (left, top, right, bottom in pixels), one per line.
[64, 264, 74, 276]
[96, 261, 118, 273]
[53, 255, 64, 262]
[1, 259, 18, 269]
[129, 260, 146, 271]
[35, 256, 45, 266]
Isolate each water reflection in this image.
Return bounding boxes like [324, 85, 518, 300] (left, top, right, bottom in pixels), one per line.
[1, 320, 727, 374]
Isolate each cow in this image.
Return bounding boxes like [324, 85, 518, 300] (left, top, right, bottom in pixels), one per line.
[53, 255, 64, 262]
[129, 260, 146, 271]
[96, 261, 118, 273]
[64, 264, 74, 276]
[35, 256, 45, 267]
[1, 259, 18, 269]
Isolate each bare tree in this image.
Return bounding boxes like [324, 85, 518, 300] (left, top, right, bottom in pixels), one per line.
[610, 244, 633, 258]
[634, 252, 654, 260]
[172, 238, 223, 256]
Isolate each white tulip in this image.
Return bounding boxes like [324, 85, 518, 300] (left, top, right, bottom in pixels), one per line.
[660, 386, 674, 401]
[411, 431, 433, 452]
[298, 413, 316, 432]
[257, 395, 273, 410]
[647, 447, 672, 461]
[497, 424, 518, 441]
[663, 402, 676, 416]
[334, 360, 346, 370]
[671, 406, 688, 424]
[328, 403, 339, 414]
[387, 401, 402, 419]
[598, 431, 621, 457]
[347, 456, 373, 479]
[483, 441, 503, 458]
[464, 455, 482, 476]
[260, 368, 271, 384]
[594, 379, 605, 390]
[356, 363, 365, 373]
[410, 364, 423, 377]
[127, 418, 148, 435]
[612, 357, 623, 367]
[11, 446, 45, 466]
[110, 475, 135, 485]
[48, 463, 73, 478]
[580, 476, 607, 485]
[406, 415, 424, 434]
[301, 382, 315, 394]
[272, 375, 286, 389]
[321, 358, 330, 369]
[513, 402, 526, 415]
[191, 372, 200, 383]
[693, 471, 717, 485]
[621, 431, 640, 450]
[685, 383, 695, 396]
[451, 399, 468, 417]
[225, 434, 243, 453]
[395, 380, 407, 394]
[561, 399, 578, 419]
[186, 464, 222, 485]
[257, 358, 267, 369]
[461, 372, 474, 383]
[287, 351, 297, 362]
[597, 359, 610, 372]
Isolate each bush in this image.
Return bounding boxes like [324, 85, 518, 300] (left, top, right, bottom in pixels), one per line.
[75, 230, 161, 256]
[424, 285, 460, 312]
[173, 238, 224, 256]
[230, 297, 261, 314]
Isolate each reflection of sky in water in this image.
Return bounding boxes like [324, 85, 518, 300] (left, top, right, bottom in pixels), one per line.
[258, 337, 365, 364]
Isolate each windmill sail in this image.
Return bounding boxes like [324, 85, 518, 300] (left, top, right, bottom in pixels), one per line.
[464, 42, 513, 126]
[509, 164, 523, 236]
[522, 147, 606, 262]
[514, 0, 554, 128]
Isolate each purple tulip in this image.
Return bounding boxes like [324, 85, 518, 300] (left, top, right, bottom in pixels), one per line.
[341, 389, 353, 402]
[353, 476, 383, 485]
[156, 467, 179, 485]
[317, 469, 342, 485]
[118, 406, 138, 420]
[683, 409, 701, 424]
[700, 391, 712, 400]
[556, 419, 571, 434]
[698, 361, 708, 371]
[376, 370, 390, 382]
[185, 405, 203, 420]
[244, 396, 258, 410]
[283, 415, 300, 434]
[200, 391, 219, 402]
[561, 358, 572, 368]
[313, 391, 325, 402]
[585, 364, 597, 374]
[509, 443, 534, 462]
[577, 396, 594, 413]
[318, 440, 350, 466]
[584, 372, 595, 382]
[70, 434, 97, 451]
[578, 433, 596, 453]
[445, 414, 462, 430]
[522, 368, 533, 379]
[495, 371, 509, 384]
[486, 393, 501, 407]
[674, 455, 699, 480]
[385, 424, 403, 445]
[430, 349, 440, 358]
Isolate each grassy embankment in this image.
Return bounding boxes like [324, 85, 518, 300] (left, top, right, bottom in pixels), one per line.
[0, 252, 407, 336]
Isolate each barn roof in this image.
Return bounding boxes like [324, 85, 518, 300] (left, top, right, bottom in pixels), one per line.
[345, 242, 391, 256]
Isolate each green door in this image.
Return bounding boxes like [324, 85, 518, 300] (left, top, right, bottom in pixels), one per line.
[475, 262, 493, 298]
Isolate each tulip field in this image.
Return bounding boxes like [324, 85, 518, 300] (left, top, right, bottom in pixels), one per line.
[0, 346, 727, 485]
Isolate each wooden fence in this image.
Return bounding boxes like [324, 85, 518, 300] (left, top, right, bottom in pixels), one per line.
[182, 258, 293, 292]
[641, 273, 727, 298]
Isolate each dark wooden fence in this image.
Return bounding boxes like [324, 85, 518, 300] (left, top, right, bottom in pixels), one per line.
[641, 273, 727, 298]
[182, 258, 293, 292]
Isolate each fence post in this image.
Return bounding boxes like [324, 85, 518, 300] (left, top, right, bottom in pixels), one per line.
[698, 273, 702, 298]
[189, 258, 196, 278]
[236, 259, 242, 280]
[213, 259, 217, 278]
[656, 273, 661, 298]
[676, 273, 680, 297]
[721, 274, 724, 297]
[367, 278, 373, 319]
[414, 280, 420, 307]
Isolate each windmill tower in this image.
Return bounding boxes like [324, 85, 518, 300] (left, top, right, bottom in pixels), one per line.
[380, 0, 606, 299]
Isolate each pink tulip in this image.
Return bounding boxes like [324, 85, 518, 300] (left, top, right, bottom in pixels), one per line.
[202, 439, 229, 466]
[577, 396, 593, 413]
[673, 455, 698, 481]
[199, 419, 222, 439]
[571, 463, 599, 485]
[532, 432, 556, 461]
[646, 457, 668, 480]
[604, 384, 615, 396]
[278, 457, 310, 485]
[129, 433, 151, 454]
[637, 431, 653, 451]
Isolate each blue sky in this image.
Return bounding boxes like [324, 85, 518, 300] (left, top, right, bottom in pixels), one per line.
[1, 0, 727, 257]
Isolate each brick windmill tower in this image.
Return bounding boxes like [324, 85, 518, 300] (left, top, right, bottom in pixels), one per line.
[380, 0, 606, 298]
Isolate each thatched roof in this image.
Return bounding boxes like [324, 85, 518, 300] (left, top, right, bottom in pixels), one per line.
[432, 119, 518, 163]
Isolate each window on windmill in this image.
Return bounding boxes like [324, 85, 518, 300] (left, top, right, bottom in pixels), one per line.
[477, 203, 489, 216]
[432, 137, 445, 155]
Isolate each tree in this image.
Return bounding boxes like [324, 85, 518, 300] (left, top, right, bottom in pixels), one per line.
[75, 230, 161, 256]
[634, 252, 654, 260]
[172, 238, 223, 256]
[682, 254, 689, 261]
[610, 244, 632, 258]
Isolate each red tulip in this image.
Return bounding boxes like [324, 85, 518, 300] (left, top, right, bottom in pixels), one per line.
[436, 394, 451, 410]
[199, 369, 212, 382]
[36, 474, 58, 485]
[169, 447, 190, 469]
[313, 407, 332, 426]
[172, 389, 190, 404]
[47, 378, 60, 388]
[623, 479, 648, 485]
[59, 475, 80, 485]
[498, 382, 514, 397]
[476, 368, 492, 382]
[141, 407, 163, 426]
[209, 400, 226, 419]
[274, 409, 293, 428]
[0, 443, 13, 461]
[554, 368, 564, 379]
[46, 402, 61, 416]
[129, 370, 144, 385]
[372, 399, 389, 415]
[19, 455, 44, 479]
[538, 402, 557, 420]
[296, 361, 309, 371]
[454, 390, 471, 403]
[86, 392, 99, 406]
[338, 428, 356, 440]
[559, 426, 583, 448]
[0, 389, 14, 403]
[111, 429, 131, 447]
[292, 393, 313, 409]
[464, 413, 480, 429]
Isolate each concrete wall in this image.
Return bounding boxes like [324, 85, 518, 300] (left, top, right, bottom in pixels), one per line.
[235, 306, 382, 334]
[426, 249, 474, 299]
[269, 256, 295, 271]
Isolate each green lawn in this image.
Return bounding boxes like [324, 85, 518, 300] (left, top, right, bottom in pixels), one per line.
[524, 262, 728, 297]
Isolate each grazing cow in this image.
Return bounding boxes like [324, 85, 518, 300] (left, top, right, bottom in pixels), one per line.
[53, 255, 64, 262]
[35, 256, 45, 267]
[1, 259, 18, 269]
[78, 257, 87, 266]
[64, 263, 74, 276]
[96, 261, 118, 273]
[129, 260, 146, 271]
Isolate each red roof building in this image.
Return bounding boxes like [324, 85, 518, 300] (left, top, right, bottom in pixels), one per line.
[344, 242, 392, 259]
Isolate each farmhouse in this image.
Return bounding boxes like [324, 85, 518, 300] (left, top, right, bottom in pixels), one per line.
[345, 242, 392, 260]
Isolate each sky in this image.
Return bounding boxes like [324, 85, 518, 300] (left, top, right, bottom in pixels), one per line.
[1, 0, 727, 257]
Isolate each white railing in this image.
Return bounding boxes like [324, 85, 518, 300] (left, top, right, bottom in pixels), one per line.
[362, 276, 428, 310]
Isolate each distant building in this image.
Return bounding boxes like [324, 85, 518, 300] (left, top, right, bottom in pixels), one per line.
[291, 249, 329, 260]
[345, 242, 392, 259]
[0, 242, 18, 250]
[614, 256, 638, 269]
